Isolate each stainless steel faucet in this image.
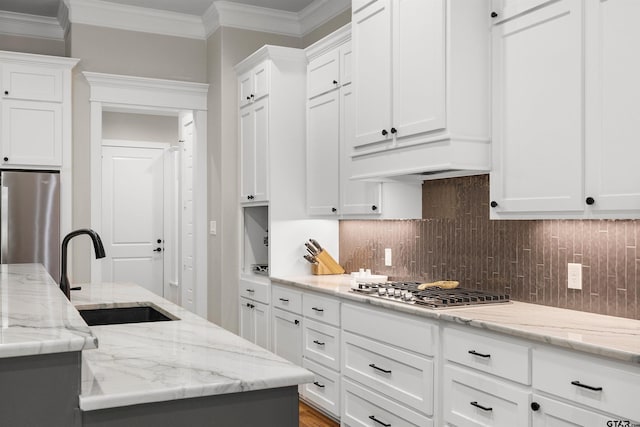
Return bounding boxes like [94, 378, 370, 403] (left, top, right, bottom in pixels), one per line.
[60, 229, 106, 299]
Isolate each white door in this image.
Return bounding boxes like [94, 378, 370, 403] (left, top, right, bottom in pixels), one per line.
[102, 145, 164, 296]
[490, 0, 584, 214]
[585, 0, 640, 213]
[352, 0, 393, 150]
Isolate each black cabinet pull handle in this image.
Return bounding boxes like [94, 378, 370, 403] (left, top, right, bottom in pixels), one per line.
[3, 157, 7, 162]
[332, 80, 338, 84]
[390, 127, 397, 134]
[531, 402, 540, 411]
[313, 381, 325, 388]
[279, 298, 289, 302]
[294, 319, 299, 325]
[490, 200, 498, 208]
[368, 415, 391, 426]
[468, 350, 491, 358]
[585, 197, 595, 205]
[331, 207, 337, 213]
[246, 96, 250, 100]
[246, 289, 255, 293]
[571, 380, 602, 391]
[246, 302, 255, 308]
[491, 11, 498, 18]
[157, 239, 162, 244]
[369, 363, 391, 374]
[313, 340, 325, 346]
[381, 129, 388, 136]
[250, 94, 254, 98]
[470, 401, 493, 411]
[311, 307, 324, 312]
[371, 205, 378, 211]
[153, 248, 163, 252]
[3, 91, 8, 95]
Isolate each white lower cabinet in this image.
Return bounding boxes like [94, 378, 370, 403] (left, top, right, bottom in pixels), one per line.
[271, 308, 302, 365]
[342, 378, 433, 427]
[301, 357, 340, 417]
[303, 318, 340, 371]
[239, 297, 269, 350]
[443, 365, 530, 427]
[530, 395, 612, 427]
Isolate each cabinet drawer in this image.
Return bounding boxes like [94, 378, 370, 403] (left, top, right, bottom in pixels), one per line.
[443, 365, 530, 427]
[303, 318, 340, 371]
[531, 395, 614, 426]
[303, 293, 340, 326]
[308, 49, 340, 99]
[2, 64, 63, 102]
[342, 378, 433, 427]
[239, 278, 269, 304]
[343, 331, 433, 415]
[443, 327, 531, 384]
[533, 347, 640, 422]
[271, 285, 302, 314]
[302, 358, 340, 418]
[491, 0, 557, 23]
[342, 303, 436, 355]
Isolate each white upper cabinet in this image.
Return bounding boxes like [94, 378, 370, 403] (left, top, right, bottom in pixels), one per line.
[491, 0, 640, 218]
[0, 52, 77, 168]
[236, 46, 306, 206]
[305, 25, 421, 219]
[349, 0, 491, 181]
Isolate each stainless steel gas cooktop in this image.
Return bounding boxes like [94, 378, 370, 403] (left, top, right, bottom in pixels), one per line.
[350, 281, 510, 309]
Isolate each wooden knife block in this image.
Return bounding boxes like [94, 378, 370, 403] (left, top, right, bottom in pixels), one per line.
[311, 249, 345, 275]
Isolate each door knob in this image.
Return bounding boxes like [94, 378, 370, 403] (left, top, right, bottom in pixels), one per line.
[381, 129, 388, 136]
[390, 127, 397, 134]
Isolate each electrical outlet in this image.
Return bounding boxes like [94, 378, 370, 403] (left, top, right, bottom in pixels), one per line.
[384, 248, 392, 266]
[209, 220, 216, 235]
[568, 263, 582, 290]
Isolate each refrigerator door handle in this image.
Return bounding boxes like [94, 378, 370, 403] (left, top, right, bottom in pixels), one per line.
[1, 185, 8, 263]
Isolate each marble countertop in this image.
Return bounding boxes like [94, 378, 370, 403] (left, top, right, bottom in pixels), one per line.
[272, 275, 640, 365]
[72, 281, 313, 411]
[0, 264, 97, 359]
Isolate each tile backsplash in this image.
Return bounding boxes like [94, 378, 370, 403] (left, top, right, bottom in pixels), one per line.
[339, 175, 639, 320]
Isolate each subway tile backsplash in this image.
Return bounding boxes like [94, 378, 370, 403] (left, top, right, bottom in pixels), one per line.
[339, 175, 639, 320]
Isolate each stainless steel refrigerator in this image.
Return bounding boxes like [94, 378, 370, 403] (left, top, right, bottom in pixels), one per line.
[0, 170, 60, 282]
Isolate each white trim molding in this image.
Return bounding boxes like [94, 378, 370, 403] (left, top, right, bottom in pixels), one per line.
[0, 10, 65, 40]
[299, 0, 351, 36]
[63, 0, 206, 40]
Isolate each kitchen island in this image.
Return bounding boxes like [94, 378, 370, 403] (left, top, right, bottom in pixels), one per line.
[0, 264, 313, 427]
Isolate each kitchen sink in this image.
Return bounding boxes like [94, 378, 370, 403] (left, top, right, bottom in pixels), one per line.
[78, 304, 178, 326]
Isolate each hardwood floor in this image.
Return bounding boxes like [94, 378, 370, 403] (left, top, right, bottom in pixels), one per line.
[299, 401, 339, 427]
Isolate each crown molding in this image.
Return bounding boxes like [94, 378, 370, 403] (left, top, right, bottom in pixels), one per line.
[305, 23, 350, 61]
[0, 10, 65, 41]
[204, 1, 300, 39]
[64, 0, 206, 40]
[299, 0, 350, 36]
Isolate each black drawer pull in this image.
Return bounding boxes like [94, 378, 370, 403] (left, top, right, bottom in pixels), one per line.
[571, 380, 602, 391]
[368, 415, 391, 426]
[313, 340, 325, 346]
[369, 363, 391, 374]
[470, 401, 493, 411]
[313, 381, 325, 388]
[279, 298, 289, 302]
[246, 289, 254, 293]
[311, 307, 324, 312]
[468, 350, 491, 358]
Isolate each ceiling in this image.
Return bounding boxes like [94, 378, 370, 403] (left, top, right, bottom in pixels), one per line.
[0, 0, 318, 17]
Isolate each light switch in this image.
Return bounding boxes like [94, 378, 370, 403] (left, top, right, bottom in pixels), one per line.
[568, 263, 582, 290]
[384, 248, 392, 266]
[209, 220, 216, 235]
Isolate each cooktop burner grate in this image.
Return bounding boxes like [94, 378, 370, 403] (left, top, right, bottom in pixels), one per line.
[349, 281, 510, 309]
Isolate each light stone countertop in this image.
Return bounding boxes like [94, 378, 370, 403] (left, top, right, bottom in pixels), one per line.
[0, 264, 97, 358]
[271, 274, 640, 365]
[72, 281, 313, 411]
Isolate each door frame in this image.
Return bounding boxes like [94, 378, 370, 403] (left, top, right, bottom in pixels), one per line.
[83, 72, 209, 318]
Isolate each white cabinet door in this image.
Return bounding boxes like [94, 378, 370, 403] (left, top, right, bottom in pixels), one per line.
[239, 297, 255, 343]
[307, 49, 340, 99]
[352, 0, 393, 149]
[490, 0, 584, 214]
[1, 100, 62, 166]
[238, 61, 270, 107]
[585, 0, 640, 213]
[392, 0, 445, 141]
[272, 308, 302, 365]
[531, 395, 613, 427]
[340, 83, 382, 216]
[2, 64, 63, 102]
[339, 42, 352, 86]
[239, 98, 269, 203]
[253, 300, 270, 350]
[238, 70, 253, 108]
[306, 90, 340, 216]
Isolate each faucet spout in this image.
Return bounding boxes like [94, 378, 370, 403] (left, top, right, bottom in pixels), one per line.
[60, 229, 106, 300]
